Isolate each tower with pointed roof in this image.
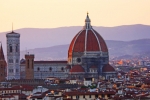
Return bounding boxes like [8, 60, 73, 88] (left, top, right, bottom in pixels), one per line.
[6, 29, 20, 79]
[0, 43, 7, 81]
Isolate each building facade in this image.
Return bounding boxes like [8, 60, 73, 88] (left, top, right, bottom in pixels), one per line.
[6, 31, 20, 79]
[20, 55, 67, 79]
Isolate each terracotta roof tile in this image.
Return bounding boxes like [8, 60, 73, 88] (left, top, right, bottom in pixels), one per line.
[102, 64, 115, 72]
[70, 65, 85, 73]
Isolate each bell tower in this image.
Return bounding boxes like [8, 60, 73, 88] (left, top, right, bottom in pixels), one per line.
[25, 54, 34, 79]
[6, 29, 20, 79]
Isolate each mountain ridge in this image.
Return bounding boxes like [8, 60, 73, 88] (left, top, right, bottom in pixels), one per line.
[0, 24, 150, 58]
[20, 39, 150, 60]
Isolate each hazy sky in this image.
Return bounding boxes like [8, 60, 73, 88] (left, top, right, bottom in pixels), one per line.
[0, 0, 150, 32]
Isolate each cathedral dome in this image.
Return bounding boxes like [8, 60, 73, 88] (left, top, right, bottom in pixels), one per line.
[70, 65, 85, 73]
[102, 64, 115, 72]
[68, 14, 108, 55]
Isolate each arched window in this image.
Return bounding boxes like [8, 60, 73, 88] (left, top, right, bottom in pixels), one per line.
[16, 69, 19, 72]
[37, 67, 40, 71]
[16, 44, 18, 52]
[9, 59, 13, 63]
[61, 67, 64, 71]
[16, 59, 18, 63]
[27, 60, 29, 68]
[9, 45, 12, 52]
[49, 67, 52, 71]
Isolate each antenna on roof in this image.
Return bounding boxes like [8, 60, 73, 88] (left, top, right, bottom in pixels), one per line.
[12, 22, 14, 32]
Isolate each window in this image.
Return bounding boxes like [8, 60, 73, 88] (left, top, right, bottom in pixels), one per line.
[95, 95, 98, 98]
[49, 67, 52, 71]
[89, 95, 91, 98]
[103, 58, 105, 62]
[9, 69, 13, 73]
[16, 59, 18, 63]
[9, 45, 12, 52]
[83, 95, 85, 98]
[16, 44, 18, 52]
[9, 59, 11, 63]
[79, 76, 81, 79]
[76, 95, 79, 99]
[9, 59, 13, 63]
[37, 67, 40, 71]
[55, 92, 59, 95]
[27, 60, 29, 68]
[16, 69, 19, 73]
[61, 67, 64, 71]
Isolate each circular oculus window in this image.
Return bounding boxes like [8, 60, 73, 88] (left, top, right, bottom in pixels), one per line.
[76, 58, 81, 63]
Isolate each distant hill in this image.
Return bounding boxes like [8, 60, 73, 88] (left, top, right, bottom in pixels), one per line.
[20, 39, 150, 60]
[1, 24, 150, 60]
[1, 24, 150, 54]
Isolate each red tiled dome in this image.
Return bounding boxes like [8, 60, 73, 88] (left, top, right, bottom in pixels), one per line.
[68, 14, 108, 57]
[102, 64, 115, 72]
[70, 65, 85, 73]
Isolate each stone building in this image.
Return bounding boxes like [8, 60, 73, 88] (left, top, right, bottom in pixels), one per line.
[25, 54, 34, 79]
[6, 31, 20, 79]
[0, 43, 7, 81]
[20, 54, 67, 79]
[67, 13, 116, 79]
